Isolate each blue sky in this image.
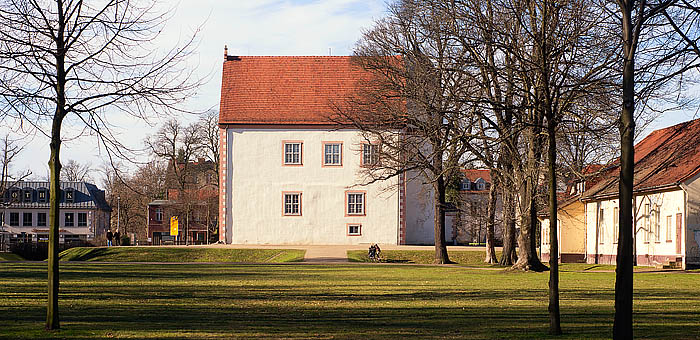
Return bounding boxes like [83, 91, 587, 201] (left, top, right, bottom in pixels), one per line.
[7, 0, 697, 184]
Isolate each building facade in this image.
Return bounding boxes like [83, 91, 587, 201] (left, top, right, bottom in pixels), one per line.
[0, 181, 111, 243]
[578, 119, 700, 268]
[218, 54, 448, 245]
[146, 159, 217, 245]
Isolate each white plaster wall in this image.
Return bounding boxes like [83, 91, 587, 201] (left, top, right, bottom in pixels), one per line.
[682, 173, 700, 265]
[5, 208, 93, 237]
[585, 190, 685, 260]
[227, 128, 399, 245]
[403, 170, 455, 245]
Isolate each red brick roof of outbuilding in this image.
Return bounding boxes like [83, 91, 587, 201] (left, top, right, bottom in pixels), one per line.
[219, 56, 369, 125]
[582, 118, 700, 200]
[461, 169, 491, 182]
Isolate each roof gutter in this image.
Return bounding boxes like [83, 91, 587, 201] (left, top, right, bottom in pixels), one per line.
[581, 183, 680, 202]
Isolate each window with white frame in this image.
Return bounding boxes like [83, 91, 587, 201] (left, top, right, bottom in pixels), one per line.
[78, 212, 87, 227]
[65, 212, 74, 227]
[361, 143, 379, 166]
[644, 203, 650, 242]
[23, 189, 32, 203]
[598, 207, 605, 244]
[653, 206, 660, 242]
[348, 224, 361, 236]
[666, 215, 673, 242]
[283, 142, 302, 165]
[9, 212, 19, 226]
[613, 207, 619, 243]
[543, 224, 549, 245]
[323, 143, 342, 166]
[283, 193, 301, 215]
[155, 208, 163, 222]
[346, 192, 365, 215]
[37, 212, 47, 227]
[23, 212, 32, 226]
[460, 180, 471, 191]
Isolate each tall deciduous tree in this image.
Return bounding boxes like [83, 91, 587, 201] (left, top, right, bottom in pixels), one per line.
[610, 1, 700, 338]
[0, 0, 200, 329]
[335, 0, 477, 264]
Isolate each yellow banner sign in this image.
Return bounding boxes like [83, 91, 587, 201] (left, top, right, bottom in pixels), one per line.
[170, 216, 179, 236]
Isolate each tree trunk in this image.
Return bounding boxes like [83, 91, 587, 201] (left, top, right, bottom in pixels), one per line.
[547, 115, 562, 335]
[513, 125, 548, 272]
[433, 174, 451, 264]
[47, 8, 67, 328]
[46, 118, 62, 330]
[614, 3, 635, 338]
[500, 150, 517, 266]
[484, 173, 498, 264]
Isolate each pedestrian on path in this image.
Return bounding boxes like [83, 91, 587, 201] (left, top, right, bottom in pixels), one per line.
[114, 230, 121, 246]
[106, 230, 113, 247]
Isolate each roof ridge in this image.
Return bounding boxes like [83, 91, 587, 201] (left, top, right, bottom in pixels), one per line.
[225, 55, 353, 58]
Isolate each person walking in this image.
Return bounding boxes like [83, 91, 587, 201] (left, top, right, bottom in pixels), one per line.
[106, 230, 113, 247]
[114, 230, 121, 246]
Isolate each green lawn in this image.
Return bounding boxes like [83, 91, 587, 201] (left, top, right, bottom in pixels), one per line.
[58, 247, 305, 263]
[348, 249, 503, 267]
[0, 252, 24, 261]
[1, 262, 698, 339]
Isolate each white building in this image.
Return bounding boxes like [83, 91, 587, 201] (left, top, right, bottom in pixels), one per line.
[1, 181, 111, 243]
[581, 119, 700, 268]
[217, 54, 450, 245]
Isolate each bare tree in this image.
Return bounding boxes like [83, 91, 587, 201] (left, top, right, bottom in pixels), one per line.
[62, 159, 92, 182]
[335, 0, 478, 264]
[607, 1, 700, 338]
[198, 110, 220, 183]
[0, 0, 200, 329]
[0, 134, 31, 197]
[103, 160, 167, 242]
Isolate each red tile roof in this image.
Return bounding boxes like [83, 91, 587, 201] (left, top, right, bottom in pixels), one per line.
[219, 56, 370, 125]
[461, 169, 491, 183]
[582, 118, 700, 200]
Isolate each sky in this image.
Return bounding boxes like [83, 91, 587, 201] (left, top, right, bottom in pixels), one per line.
[4, 0, 698, 186]
[6, 0, 388, 184]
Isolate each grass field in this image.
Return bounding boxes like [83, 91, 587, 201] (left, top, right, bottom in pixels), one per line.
[0, 252, 24, 261]
[58, 247, 305, 263]
[346, 250, 624, 272]
[348, 249, 504, 266]
[1, 262, 699, 339]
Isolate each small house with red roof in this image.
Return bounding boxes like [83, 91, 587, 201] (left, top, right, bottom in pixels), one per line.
[217, 52, 446, 245]
[454, 169, 503, 245]
[580, 118, 700, 268]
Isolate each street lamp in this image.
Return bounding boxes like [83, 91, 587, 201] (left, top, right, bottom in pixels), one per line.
[117, 196, 120, 236]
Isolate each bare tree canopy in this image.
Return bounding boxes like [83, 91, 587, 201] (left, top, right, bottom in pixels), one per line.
[61, 159, 92, 182]
[0, 0, 201, 329]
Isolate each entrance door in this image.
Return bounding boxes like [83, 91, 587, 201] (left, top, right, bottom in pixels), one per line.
[676, 213, 683, 254]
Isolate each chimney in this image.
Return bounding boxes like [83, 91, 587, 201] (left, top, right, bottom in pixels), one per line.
[224, 45, 228, 61]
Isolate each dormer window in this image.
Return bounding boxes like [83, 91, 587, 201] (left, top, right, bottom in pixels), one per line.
[23, 189, 33, 203]
[9, 188, 20, 202]
[65, 188, 74, 203]
[38, 189, 48, 203]
[475, 178, 486, 191]
[460, 180, 471, 191]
